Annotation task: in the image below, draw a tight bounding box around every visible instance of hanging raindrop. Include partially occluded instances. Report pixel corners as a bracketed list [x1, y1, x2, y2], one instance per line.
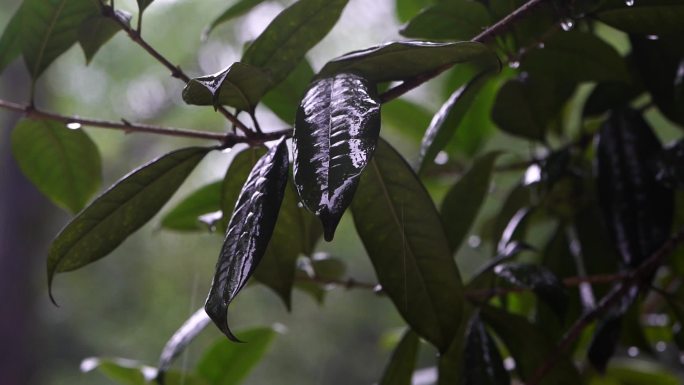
[66, 122, 82, 130]
[560, 18, 575, 32]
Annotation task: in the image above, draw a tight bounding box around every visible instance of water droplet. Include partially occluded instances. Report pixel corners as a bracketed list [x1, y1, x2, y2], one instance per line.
[627, 346, 639, 357]
[66, 122, 81, 130]
[503, 357, 516, 371]
[655, 341, 667, 352]
[434, 151, 449, 165]
[468, 235, 482, 249]
[220, 148, 232, 154]
[508, 61, 520, 69]
[625, 0, 634, 6]
[537, 42, 545, 49]
[524, 164, 542, 185]
[646, 34, 659, 40]
[297, 202, 304, 209]
[560, 18, 575, 32]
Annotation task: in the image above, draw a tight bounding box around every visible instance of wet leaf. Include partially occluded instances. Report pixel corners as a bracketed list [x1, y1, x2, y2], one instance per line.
[182, 62, 272, 112]
[205, 139, 289, 341]
[196, 327, 277, 385]
[351, 139, 464, 352]
[379, 329, 420, 385]
[11, 119, 101, 213]
[293, 72, 381, 241]
[21, 0, 99, 79]
[595, 0, 684, 36]
[493, 262, 568, 318]
[400, 1, 489, 41]
[156, 308, 211, 381]
[462, 313, 509, 385]
[0, 3, 25, 75]
[137, 0, 154, 12]
[440, 152, 500, 253]
[597, 108, 674, 267]
[205, 0, 268, 37]
[78, 10, 131, 63]
[161, 181, 222, 232]
[242, 0, 348, 87]
[47, 147, 210, 298]
[318, 41, 497, 83]
[418, 71, 493, 172]
[656, 139, 684, 189]
[221, 147, 268, 231]
[489, 183, 532, 246]
[481, 305, 582, 385]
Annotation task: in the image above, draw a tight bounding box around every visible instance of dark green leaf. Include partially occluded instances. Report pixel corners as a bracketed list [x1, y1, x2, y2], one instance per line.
[47, 147, 210, 298]
[381, 98, 433, 143]
[156, 308, 211, 381]
[481, 306, 582, 385]
[81, 358, 208, 385]
[161, 181, 222, 231]
[242, 0, 348, 86]
[441, 152, 500, 253]
[597, 108, 673, 267]
[294, 254, 346, 304]
[492, 74, 575, 141]
[195, 327, 277, 385]
[21, 0, 99, 78]
[603, 359, 681, 385]
[656, 139, 684, 189]
[583, 57, 645, 117]
[379, 329, 420, 385]
[11, 119, 101, 213]
[205, 139, 289, 341]
[293, 72, 381, 241]
[318, 41, 498, 82]
[494, 262, 567, 318]
[395, 0, 432, 22]
[182, 62, 272, 112]
[261, 60, 315, 124]
[221, 147, 268, 231]
[521, 31, 630, 84]
[137, 0, 154, 13]
[595, 0, 684, 35]
[78, 10, 130, 63]
[418, 70, 493, 172]
[462, 313, 509, 385]
[0, 3, 25, 75]
[205, 0, 268, 37]
[400, 1, 489, 41]
[351, 138, 464, 352]
[489, 183, 532, 246]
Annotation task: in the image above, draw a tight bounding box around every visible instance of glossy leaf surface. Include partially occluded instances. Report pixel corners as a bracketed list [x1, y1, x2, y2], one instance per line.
[221, 147, 268, 230]
[0, 3, 24, 74]
[156, 308, 211, 380]
[11, 119, 101, 213]
[205, 0, 268, 37]
[494, 262, 568, 318]
[161, 181, 222, 231]
[351, 139, 464, 352]
[440, 152, 500, 253]
[318, 41, 497, 82]
[400, 1, 489, 41]
[462, 313, 509, 385]
[595, 0, 684, 35]
[242, 0, 348, 86]
[597, 108, 673, 267]
[182, 62, 272, 112]
[205, 139, 289, 341]
[379, 329, 420, 385]
[47, 147, 210, 296]
[196, 327, 277, 385]
[418, 71, 492, 172]
[78, 10, 130, 63]
[293, 72, 381, 241]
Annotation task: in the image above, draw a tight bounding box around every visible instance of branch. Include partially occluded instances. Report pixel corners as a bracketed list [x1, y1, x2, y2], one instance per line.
[379, 0, 549, 103]
[101, 4, 253, 136]
[526, 226, 684, 385]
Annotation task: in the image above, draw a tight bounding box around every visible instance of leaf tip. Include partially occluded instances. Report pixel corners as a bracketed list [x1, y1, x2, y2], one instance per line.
[319, 211, 342, 242]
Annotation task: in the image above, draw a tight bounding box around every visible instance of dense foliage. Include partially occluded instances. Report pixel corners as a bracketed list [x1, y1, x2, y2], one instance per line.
[2, 0, 684, 384]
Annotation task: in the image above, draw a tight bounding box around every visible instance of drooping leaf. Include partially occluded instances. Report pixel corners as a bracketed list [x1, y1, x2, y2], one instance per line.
[161, 181, 222, 231]
[418, 70, 493, 172]
[205, 139, 289, 341]
[182, 62, 272, 112]
[21, 0, 99, 79]
[351, 138, 464, 352]
[261, 59, 315, 124]
[205, 0, 268, 37]
[400, 1, 489, 41]
[378, 329, 420, 385]
[47, 147, 211, 297]
[242, 0, 349, 87]
[293, 72, 381, 241]
[595, 0, 684, 36]
[481, 305, 582, 385]
[78, 10, 131, 64]
[441, 152, 500, 253]
[137, 0, 154, 13]
[156, 308, 211, 381]
[195, 327, 278, 385]
[597, 108, 674, 267]
[220, 146, 268, 231]
[521, 31, 631, 84]
[462, 313, 509, 385]
[493, 262, 568, 318]
[11, 119, 101, 213]
[318, 41, 498, 83]
[0, 3, 25, 75]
